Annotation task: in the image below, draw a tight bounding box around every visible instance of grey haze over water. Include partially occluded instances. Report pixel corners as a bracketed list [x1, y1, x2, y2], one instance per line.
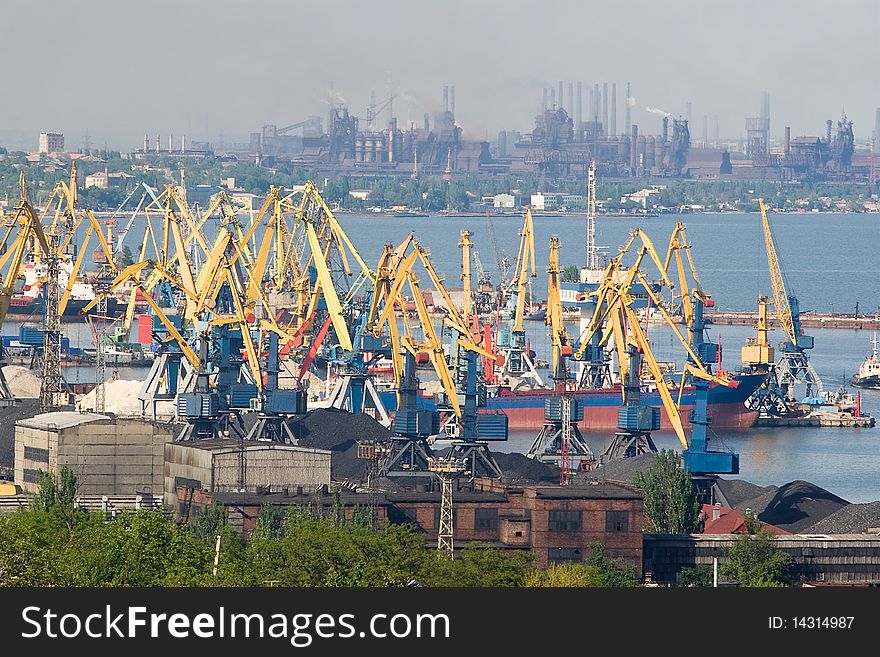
[1, 0, 878, 149]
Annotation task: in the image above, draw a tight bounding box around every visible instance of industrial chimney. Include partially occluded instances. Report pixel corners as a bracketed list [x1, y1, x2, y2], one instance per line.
[450, 85, 455, 113]
[443, 86, 449, 112]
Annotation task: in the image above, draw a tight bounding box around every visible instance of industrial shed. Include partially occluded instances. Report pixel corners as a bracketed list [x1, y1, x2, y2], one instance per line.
[15, 412, 171, 496]
[164, 439, 331, 509]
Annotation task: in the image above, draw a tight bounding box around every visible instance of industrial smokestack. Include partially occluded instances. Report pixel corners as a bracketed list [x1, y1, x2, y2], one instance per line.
[450, 85, 455, 113]
[593, 83, 599, 120]
[143, 134, 149, 152]
[558, 80, 563, 111]
[568, 82, 573, 115]
[424, 112, 430, 132]
[443, 86, 449, 112]
[169, 133, 173, 153]
[181, 134, 186, 153]
[702, 115, 708, 147]
[542, 88, 548, 113]
[875, 108, 880, 154]
[550, 87, 556, 110]
[602, 82, 608, 134]
[155, 134, 160, 153]
[713, 115, 719, 148]
[662, 116, 669, 144]
[624, 82, 631, 137]
[784, 126, 791, 155]
[576, 82, 583, 135]
[630, 124, 638, 173]
[610, 83, 617, 136]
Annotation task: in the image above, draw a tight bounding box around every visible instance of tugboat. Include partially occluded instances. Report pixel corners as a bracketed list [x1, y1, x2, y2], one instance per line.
[851, 334, 880, 389]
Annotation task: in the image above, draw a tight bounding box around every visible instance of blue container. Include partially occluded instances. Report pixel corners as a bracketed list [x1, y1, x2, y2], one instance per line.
[697, 342, 718, 364]
[265, 389, 307, 415]
[544, 397, 585, 422]
[393, 409, 440, 437]
[229, 383, 259, 409]
[18, 325, 43, 346]
[177, 393, 219, 419]
[617, 406, 660, 431]
[683, 449, 739, 475]
[475, 413, 508, 441]
[360, 335, 385, 352]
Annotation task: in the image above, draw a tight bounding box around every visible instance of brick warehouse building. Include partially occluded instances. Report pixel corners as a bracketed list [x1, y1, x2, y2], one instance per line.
[178, 479, 644, 571]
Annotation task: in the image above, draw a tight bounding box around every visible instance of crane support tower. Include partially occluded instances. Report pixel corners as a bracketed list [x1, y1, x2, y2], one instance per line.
[528, 236, 595, 478]
[428, 456, 466, 556]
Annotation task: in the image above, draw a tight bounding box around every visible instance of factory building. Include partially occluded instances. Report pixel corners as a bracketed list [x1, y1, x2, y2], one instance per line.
[181, 479, 645, 572]
[15, 413, 171, 496]
[164, 439, 331, 510]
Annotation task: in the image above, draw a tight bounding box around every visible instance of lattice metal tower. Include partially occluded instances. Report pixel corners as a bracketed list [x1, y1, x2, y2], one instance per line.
[428, 457, 465, 556]
[559, 394, 572, 485]
[39, 236, 65, 413]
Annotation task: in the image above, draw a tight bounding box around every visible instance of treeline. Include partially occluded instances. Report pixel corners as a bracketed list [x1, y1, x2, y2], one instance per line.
[2, 151, 877, 213]
[0, 470, 637, 588]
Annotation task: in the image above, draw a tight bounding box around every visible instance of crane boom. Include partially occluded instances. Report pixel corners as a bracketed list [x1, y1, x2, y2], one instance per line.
[758, 198, 797, 346]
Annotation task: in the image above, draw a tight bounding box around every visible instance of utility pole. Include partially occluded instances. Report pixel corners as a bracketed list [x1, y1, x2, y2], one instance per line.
[39, 235, 64, 413]
[429, 457, 465, 556]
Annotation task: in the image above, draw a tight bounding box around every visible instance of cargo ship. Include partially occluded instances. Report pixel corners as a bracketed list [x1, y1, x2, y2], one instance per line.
[375, 371, 766, 431]
[481, 372, 766, 431]
[7, 261, 121, 317]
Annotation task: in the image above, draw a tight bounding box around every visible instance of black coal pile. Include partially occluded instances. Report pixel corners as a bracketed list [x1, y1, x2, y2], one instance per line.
[0, 398, 41, 470]
[493, 451, 559, 483]
[590, 453, 658, 484]
[757, 480, 850, 533]
[805, 502, 880, 534]
[288, 408, 394, 482]
[290, 408, 394, 450]
[715, 478, 770, 508]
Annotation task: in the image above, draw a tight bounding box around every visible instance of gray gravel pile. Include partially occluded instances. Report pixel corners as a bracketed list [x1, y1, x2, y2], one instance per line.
[804, 502, 880, 534]
[590, 453, 659, 484]
[757, 480, 850, 533]
[0, 398, 41, 470]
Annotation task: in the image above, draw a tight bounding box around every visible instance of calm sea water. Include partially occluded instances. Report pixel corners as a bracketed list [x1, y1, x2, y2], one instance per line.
[18, 210, 880, 501]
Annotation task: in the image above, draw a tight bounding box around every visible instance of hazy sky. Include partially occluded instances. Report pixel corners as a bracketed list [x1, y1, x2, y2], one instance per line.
[2, 0, 878, 150]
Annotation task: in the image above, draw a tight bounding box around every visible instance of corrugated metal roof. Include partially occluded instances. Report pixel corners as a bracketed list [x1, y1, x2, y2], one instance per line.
[18, 411, 110, 431]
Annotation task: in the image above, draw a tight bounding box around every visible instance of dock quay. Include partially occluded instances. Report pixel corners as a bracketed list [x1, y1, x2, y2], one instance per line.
[707, 311, 879, 330]
[756, 412, 876, 428]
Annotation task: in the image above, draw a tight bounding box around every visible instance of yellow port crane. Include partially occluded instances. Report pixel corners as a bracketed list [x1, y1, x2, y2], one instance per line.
[757, 198, 822, 400]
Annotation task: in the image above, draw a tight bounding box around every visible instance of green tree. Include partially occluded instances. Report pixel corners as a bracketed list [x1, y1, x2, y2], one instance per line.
[677, 564, 713, 587]
[194, 503, 226, 539]
[561, 264, 579, 282]
[586, 542, 638, 587]
[120, 245, 135, 267]
[634, 449, 700, 533]
[254, 504, 285, 539]
[721, 520, 792, 587]
[524, 563, 605, 587]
